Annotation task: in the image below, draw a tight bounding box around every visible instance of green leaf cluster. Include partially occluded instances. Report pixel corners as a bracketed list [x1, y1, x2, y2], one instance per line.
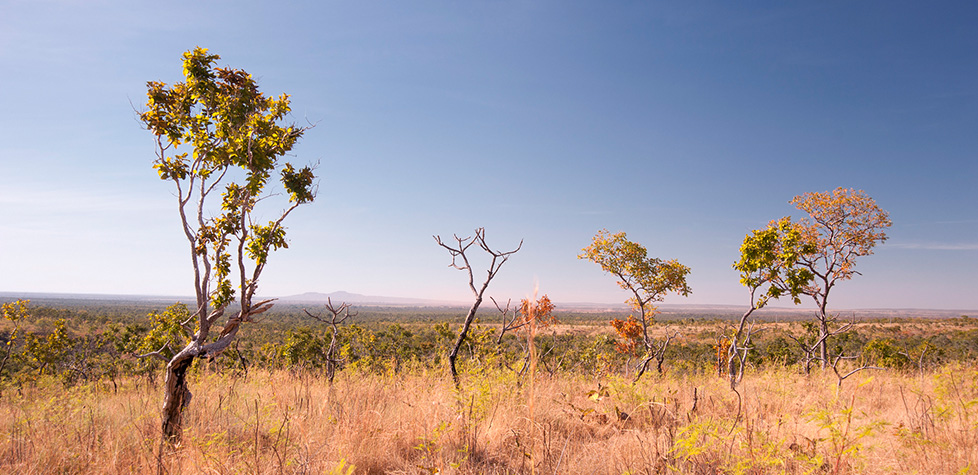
[733, 217, 816, 308]
[137, 303, 192, 361]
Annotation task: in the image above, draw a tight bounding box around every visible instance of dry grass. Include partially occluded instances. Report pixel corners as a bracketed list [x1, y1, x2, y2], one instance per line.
[1, 363, 977, 474]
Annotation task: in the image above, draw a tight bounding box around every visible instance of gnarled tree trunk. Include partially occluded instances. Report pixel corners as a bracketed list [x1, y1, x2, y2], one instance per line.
[160, 348, 196, 443]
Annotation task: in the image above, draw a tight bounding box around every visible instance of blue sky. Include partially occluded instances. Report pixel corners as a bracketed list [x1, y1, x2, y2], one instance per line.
[0, 1, 975, 310]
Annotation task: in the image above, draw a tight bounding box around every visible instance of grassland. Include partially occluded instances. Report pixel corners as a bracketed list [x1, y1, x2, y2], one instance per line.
[1, 361, 977, 474]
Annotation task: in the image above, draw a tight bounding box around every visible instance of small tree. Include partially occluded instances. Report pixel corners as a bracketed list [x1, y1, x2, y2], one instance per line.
[434, 228, 521, 385]
[302, 298, 356, 383]
[609, 314, 678, 376]
[0, 300, 30, 382]
[23, 320, 72, 380]
[495, 294, 557, 343]
[791, 188, 891, 370]
[141, 47, 316, 444]
[493, 294, 557, 376]
[135, 304, 193, 374]
[730, 217, 814, 387]
[579, 229, 691, 379]
[725, 217, 814, 424]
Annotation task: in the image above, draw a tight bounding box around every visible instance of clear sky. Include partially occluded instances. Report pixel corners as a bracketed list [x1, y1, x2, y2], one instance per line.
[0, 1, 975, 311]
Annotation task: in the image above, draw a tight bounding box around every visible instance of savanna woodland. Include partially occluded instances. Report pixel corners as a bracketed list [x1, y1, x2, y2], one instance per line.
[1, 49, 976, 475]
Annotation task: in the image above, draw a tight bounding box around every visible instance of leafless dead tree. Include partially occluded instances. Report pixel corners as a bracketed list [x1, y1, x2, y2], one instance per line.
[303, 298, 356, 383]
[491, 297, 530, 377]
[434, 228, 521, 386]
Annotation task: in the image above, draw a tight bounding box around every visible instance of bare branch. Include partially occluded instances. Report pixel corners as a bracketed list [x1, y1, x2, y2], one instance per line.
[135, 343, 171, 363]
[635, 329, 681, 381]
[491, 297, 523, 344]
[247, 298, 277, 316]
[304, 298, 357, 326]
[324, 298, 357, 324]
[832, 353, 885, 388]
[204, 307, 225, 325]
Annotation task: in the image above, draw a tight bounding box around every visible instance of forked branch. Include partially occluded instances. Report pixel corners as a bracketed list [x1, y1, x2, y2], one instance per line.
[635, 329, 680, 381]
[434, 227, 522, 386]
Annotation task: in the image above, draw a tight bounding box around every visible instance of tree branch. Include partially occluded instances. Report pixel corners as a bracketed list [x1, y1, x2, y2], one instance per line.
[135, 343, 172, 363]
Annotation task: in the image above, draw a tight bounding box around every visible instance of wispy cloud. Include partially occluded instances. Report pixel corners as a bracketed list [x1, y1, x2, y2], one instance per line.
[889, 242, 978, 251]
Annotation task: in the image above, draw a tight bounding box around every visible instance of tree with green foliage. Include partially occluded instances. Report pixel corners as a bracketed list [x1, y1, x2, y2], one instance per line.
[0, 300, 30, 382]
[730, 217, 814, 385]
[579, 229, 691, 379]
[141, 47, 317, 444]
[23, 319, 72, 379]
[135, 303, 193, 374]
[861, 338, 911, 370]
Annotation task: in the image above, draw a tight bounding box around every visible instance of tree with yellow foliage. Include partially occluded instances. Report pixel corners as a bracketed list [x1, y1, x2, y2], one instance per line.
[579, 229, 691, 379]
[0, 300, 30, 382]
[791, 188, 891, 370]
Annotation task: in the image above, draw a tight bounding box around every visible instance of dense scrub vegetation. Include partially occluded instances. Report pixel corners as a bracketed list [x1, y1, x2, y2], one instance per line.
[2, 300, 976, 390]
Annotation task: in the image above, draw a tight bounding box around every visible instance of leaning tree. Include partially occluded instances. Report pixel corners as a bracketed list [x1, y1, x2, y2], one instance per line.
[435, 228, 521, 385]
[140, 47, 316, 444]
[729, 217, 814, 386]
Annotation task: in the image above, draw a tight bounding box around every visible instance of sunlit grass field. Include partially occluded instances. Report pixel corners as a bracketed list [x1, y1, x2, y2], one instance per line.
[1, 362, 975, 474]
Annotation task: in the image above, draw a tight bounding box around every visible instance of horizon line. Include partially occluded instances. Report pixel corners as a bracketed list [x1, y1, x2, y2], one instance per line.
[1, 290, 975, 314]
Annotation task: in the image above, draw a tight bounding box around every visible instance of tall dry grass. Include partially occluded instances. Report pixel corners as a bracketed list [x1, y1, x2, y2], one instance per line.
[1, 363, 976, 474]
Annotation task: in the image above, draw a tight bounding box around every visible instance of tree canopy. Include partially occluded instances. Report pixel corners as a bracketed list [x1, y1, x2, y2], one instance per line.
[791, 187, 892, 297]
[579, 229, 691, 315]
